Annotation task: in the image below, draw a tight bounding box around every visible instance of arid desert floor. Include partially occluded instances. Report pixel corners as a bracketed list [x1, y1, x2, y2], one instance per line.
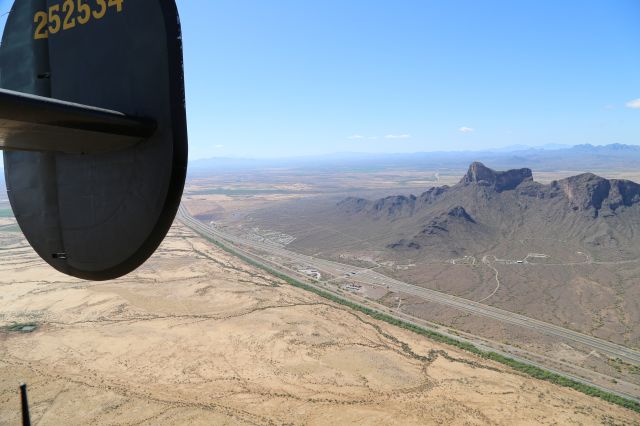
[0, 223, 638, 425]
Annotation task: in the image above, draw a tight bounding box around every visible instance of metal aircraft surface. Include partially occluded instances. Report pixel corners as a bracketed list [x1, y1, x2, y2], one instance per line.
[0, 0, 188, 280]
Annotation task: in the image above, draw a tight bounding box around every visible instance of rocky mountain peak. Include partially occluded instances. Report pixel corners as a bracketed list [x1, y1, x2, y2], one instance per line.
[460, 162, 533, 192]
[557, 173, 640, 214]
[447, 206, 475, 223]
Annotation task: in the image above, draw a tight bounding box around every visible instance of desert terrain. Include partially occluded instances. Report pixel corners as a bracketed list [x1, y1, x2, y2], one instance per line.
[1, 217, 639, 424]
[181, 158, 640, 394]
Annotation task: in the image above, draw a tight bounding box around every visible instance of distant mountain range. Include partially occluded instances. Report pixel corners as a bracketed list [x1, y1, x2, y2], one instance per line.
[485, 143, 572, 152]
[189, 143, 640, 173]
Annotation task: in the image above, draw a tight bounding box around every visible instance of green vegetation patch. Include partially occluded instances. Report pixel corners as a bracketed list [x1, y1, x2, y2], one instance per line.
[193, 228, 640, 414]
[608, 357, 640, 375]
[1, 322, 38, 333]
[485, 352, 640, 412]
[188, 188, 300, 196]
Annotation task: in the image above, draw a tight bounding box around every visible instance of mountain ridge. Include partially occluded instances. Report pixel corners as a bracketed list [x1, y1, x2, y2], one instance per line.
[337, 162, 640, 258]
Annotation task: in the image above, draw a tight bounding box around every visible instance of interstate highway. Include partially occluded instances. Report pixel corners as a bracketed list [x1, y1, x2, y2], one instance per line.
[177, 205, 640, 366]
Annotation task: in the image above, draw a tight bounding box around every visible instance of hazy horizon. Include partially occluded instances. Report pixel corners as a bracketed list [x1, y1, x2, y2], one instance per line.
[188, 141, 638, 161]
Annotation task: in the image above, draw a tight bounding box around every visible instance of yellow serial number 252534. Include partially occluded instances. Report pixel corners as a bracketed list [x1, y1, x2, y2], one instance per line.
[34, 0, 124, 40]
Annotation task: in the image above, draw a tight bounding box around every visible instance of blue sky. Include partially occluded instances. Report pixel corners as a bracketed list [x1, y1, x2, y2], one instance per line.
[2, 1, 639, 159]
[178, 0, 640, 159]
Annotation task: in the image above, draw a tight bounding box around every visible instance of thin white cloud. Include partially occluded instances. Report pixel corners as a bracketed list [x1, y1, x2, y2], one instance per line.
[348, 134, 364, 140]
[625, 98, 640, 109]
[459, 127, 474, 133]
[215, 144, 224, 149]
[385, 134, 411, 139]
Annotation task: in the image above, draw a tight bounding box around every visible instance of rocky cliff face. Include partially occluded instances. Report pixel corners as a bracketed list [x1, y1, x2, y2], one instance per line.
[556, 174, 640, 216]
[447, 206, 475, 223]
[460, 162, 533, 192]
[610, 179, 640, 210]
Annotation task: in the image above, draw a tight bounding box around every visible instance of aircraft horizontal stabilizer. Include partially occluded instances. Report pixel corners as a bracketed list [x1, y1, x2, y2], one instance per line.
[0, 88, 156, 154]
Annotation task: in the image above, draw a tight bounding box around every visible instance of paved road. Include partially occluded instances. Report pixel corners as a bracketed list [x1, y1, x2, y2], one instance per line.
[177, 205, 640, 366]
